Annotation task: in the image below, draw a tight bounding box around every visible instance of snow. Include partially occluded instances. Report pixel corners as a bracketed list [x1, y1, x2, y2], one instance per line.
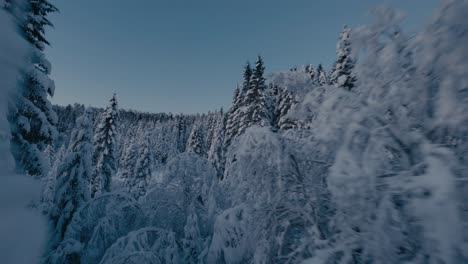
[269, 69, 316, 98]
[0, 174, 46, 263]
[2, 0, 466, 263]
[0, 3, 47, 263]
[99, 227, 181, 264]
[207, 204, 253, 264]
[141, 153, 219, 238]
[48, 193, 147, 263]
[404, 144, 462, 263]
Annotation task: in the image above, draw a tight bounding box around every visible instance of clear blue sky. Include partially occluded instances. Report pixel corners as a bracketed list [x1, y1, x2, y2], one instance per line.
[47, 0, 439, 114]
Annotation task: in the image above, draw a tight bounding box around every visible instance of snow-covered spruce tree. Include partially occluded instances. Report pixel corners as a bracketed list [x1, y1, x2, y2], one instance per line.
[224, 62, 252, 147]
[240, 61, 252, 96]
[91, 94, 119, 198]
[118, 122, 136, 165]
[187, 123, 206, 157]
[128, 136, 152, 199]
[1, 2, 52, 261]
[330, 25, 356, 90]
[49, 109, 93, 250]
[316, 63, 328, 85]
[243, 55, 270, 128]
[224, 86, 242, 148]
[182, 203, 203, 264]
[207, 110, 223, 150]
[43, 143, 54, 167]
[212, 127, 327, 263]
[276, 87, 296, 130]
[120, 138, 139, 183]
[208, 112, 226, 179]
[8, 0, 58, 177]
[40, 144, 57, 210]
[41, 144, 66, 213]
[266, 84, 280, 124]
[176, 116, 188, 153]
[305, 64, 315, 80]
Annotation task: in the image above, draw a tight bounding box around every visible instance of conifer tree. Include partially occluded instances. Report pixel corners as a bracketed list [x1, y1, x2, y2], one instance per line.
[41, 144, 66, 213]
[118, 123, 136, 165]
[120, 138, 139, 191]
[208, 111, 226, 179]
[8, 0, 58, 177]
[330, 25, 356, 90]
[243, 55, 269, 128]
[316, 64, 328, 85]
[40, 143, 54, 211]
[305, 64, 315, 80]
[224, 86, 242, 147]
[91, 94, 119, 197]
[204, 113, 216, 152]
[277, 88, 297, 130]
[224, 62, 253, 148]
[176, 116, 187, 153]
[187, 123, 206, 157]
[49, 109, 93, 249]
[43, 143, 55, 169]
[182, 203, 202, 264]
[240, 61, 252, 95]
[23, 0, 58, 50]
[128, 136, 152, 199]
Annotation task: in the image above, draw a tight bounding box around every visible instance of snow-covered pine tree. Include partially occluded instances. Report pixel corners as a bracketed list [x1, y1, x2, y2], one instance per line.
[243, 56, 270, 128]
[91, 94, 119, 198]
[23, 0, 58, 50]
[267, 84, 280, 128]
[224, 62, 252, 148]
[240, 61, 252, 96]
[305, 64, 315, 80]
[49, 108, 93, 249]
[8, 0, 58, 177]
[224, 86, 242, 148]
[129, 136, 152, 199]
[205, 111, 222, 153]
[316, 63, 328, 85]
[118, 122, 136, 165]
[40, 143, 54, 210]
[264, 83, 279, 127]
[187, 123, 206, 157]
[330, 25, 356, 90]
[276, 88, 297, 130]
[120, 138, 139, 183]
[182, 203, 202, 264]
[43, 143, 55, 168]
[41, 144, 66, 213]
[176, 116, 188, 153]
[208, 111, 226, 179]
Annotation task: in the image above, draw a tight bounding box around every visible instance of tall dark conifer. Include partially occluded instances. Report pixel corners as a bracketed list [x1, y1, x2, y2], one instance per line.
[91, 94, 119, 197]
[241, 62, 252, 95]
[8, 0, 58, 177]
[224, 61, 251, 147]
[330, 25, 356, 90]
[243, 55, 269, 127]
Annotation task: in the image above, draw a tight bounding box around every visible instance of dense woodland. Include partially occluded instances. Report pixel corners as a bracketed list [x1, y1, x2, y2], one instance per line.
[1, 0, 468, 263]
